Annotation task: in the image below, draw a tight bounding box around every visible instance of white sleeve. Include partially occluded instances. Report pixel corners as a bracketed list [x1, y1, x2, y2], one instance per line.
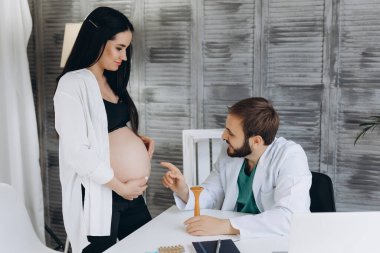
[54, 82, 113, 185]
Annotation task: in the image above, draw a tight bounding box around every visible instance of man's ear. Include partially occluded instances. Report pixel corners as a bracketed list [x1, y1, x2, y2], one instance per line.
[249, 135, 264, 148]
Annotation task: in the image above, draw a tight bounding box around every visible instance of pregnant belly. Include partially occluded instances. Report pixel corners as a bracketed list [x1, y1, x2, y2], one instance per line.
[108, 127, 151, 182]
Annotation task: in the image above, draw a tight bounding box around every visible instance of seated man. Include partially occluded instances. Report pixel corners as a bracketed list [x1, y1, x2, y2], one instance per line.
[161, 97, 311, 237]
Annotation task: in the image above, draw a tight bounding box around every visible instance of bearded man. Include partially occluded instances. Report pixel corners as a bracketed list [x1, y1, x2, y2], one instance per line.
[161, 97, 312, 237]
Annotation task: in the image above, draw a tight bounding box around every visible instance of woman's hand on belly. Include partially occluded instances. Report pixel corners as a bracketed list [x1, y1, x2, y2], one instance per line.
[122, 177, 148, 200]
[140, 135, 155, 159]
[107, 176, 148, 201]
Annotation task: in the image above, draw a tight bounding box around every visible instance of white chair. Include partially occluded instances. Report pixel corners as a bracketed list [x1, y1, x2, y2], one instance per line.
[182, 129, 224, 185]
[0, 183, 58, 252]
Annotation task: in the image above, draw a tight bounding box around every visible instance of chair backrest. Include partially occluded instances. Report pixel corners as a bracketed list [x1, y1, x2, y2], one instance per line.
[182, 129, 224, 185]
[0, 183, 57, 253]
[309, 171, 336, 212]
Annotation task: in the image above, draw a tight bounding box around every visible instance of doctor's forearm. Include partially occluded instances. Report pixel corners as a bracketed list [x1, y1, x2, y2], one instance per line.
[176, 187, 189, 203]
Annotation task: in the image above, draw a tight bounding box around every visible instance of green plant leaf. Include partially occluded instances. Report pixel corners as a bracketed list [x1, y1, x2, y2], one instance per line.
[354, 115, 380, 145]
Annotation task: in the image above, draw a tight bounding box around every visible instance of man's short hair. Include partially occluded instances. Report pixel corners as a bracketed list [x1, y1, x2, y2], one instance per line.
[228, 97, 279, 145]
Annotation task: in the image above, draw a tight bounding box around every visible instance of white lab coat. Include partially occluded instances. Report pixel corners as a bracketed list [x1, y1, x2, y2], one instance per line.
[54, 69, 114, 253]
[175, 137, 311, 237]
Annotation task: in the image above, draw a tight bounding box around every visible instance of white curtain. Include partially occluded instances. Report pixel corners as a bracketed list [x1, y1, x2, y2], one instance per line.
[0, 0, 45, 242]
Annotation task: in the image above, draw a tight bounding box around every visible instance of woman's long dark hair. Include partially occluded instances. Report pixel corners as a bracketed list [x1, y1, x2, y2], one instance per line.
[57, 7, 139, 134]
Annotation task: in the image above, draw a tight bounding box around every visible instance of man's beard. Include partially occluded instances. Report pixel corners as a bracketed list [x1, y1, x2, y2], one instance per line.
[226, 137, 252, 158]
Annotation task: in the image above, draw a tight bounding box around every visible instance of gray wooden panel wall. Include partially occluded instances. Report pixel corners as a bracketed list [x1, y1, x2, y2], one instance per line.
[201, 0, 255, 128]
[142, 0, 193, 215]
[26, 0, 380, 248]
[263, 0, 325, 172]
[335, 0, 380, 211]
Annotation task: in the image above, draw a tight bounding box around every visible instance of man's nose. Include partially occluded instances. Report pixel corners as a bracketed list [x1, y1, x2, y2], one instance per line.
[221, 130, 228, 142]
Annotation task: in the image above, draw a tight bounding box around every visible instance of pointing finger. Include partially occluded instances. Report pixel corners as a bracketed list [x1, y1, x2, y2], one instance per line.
[160, 162, 181, 173]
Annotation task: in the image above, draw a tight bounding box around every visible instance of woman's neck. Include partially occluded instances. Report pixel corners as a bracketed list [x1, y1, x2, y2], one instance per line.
[88, 64, 104, 80]
[88, 64, 118, 102]
[88, 64, 107, 87]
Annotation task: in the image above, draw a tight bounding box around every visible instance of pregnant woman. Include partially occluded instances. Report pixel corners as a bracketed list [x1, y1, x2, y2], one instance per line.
[54, 7, 153, 253]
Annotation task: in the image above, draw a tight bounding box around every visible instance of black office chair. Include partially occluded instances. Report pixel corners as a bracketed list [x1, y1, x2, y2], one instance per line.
[309, 171, 336, 212]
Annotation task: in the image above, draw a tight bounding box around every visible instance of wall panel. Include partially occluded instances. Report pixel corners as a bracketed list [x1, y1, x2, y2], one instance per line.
[336, 0, 380, 211]
[263, 0, 325, 171]
[142, 0, 193, 216]
[202, 0, 255, 128]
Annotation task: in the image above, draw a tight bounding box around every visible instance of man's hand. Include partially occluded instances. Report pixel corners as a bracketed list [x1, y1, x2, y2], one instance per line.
[140, 135, 155, 159]
[161, 162, 189, 202]
[184, 215, 239, 236]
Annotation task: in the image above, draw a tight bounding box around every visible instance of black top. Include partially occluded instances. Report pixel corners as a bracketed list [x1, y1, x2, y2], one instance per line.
[103, 99, 130, 133]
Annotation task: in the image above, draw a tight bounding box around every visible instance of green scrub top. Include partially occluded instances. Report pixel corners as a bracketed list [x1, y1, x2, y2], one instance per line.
[236, 159, 260, 214]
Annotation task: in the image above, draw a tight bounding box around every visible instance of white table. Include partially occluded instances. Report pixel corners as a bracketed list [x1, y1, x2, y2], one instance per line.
[105, 206, 288, 253]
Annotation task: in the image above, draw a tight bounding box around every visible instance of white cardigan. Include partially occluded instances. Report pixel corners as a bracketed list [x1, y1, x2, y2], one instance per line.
[175, 137, 312, 237]
[54, 69, 114, 253]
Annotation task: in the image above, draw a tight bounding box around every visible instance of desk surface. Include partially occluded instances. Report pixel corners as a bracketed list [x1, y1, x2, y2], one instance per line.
[105, 206, 288, 253]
